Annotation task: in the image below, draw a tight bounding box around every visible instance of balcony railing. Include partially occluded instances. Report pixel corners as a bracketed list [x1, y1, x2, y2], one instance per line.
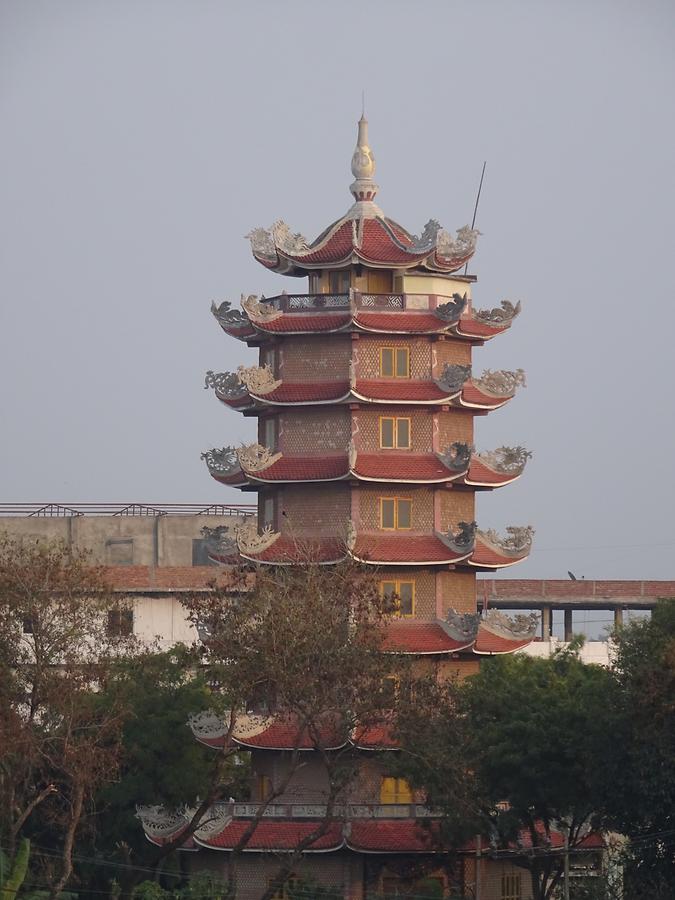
[264, 293, 452, 314]
[0, 503, 257, 518]
[228, 801, 441, 819]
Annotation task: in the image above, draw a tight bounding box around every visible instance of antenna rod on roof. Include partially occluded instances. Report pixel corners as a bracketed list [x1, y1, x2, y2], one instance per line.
[463, 160, 486, 275]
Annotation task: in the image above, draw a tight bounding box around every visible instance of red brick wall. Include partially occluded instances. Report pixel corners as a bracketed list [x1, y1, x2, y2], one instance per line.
[357, 486, 434, 532]
[279, 408, 351, 455]
[438, 491, 475, 533]
[278, 484, 351, 537]
[278, 336, 351, 382]
[433, 338, 472, 371]
[355, 335, 431, 380]
[437, 410, 474, 447]
[438, 570, 477, 614]
[354, 408, 433, 453]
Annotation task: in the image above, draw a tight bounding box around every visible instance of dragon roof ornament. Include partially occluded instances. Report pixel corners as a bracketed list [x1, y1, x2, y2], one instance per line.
[437, 442, 472, 472]
[200, 525, 238, 563]
[189, 710, 228, 741]
[240, 294, 280, 321]
[201, 446, 239, 476]
[236, 364, 281, 396]
[439, 520, 477, 554]
[194, 803, 234, 839]
[475, 299, 521, 324]
[210, 300, 251, 328]
[246, 221, 310, 260]
[444, 609, 481, 642]
[474, 368, 526, 397]
[436, 363, 472, 395]
[236, 443, 282, 473]
[235, 521, 280, 556]
[436, 225, 480, 259]
[478, 446, 532, 475]
[411, 219, 442, 252]
[482, 609, 539, 640]
[479, 525, 534, 556]
[435, 292, 467, 323]
[136, 805, 188, 838]
[204, 370, 247, 399]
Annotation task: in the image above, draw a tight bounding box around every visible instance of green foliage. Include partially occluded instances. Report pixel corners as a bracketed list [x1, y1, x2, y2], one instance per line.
[131, 874, 231, 899]
[0, 838, 29, 900]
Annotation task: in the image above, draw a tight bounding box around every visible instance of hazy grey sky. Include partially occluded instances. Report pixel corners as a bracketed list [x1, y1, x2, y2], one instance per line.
[2, 0, 674, 584]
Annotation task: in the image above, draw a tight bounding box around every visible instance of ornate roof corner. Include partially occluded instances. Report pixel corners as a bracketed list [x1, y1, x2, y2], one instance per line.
[436, 363, 472, 395]
[435, 292, 468, 323]
[474, 368, 526, 397]
[444, 609, 481, 643]
[235, 521, 280, 556]
[200, 525, 239, 561]
[236, 443, 282, 473]
[411, 219, 442, 252]
[474, 299, 521, 324]
[194, 803, 234, 840]
[479, 525, 535, 557]
[478, 446, 532, 475]
[442, 520, 477, 553]
[189, 710, 228, 741]
[236, 364, 281, 396]
[437, 442, 472, 472]
[204, 370, 247, 400]
[244, 225, 279, 261]
[482, 609, 539, 640]
[136, 805, 187, 839]
[240, 294, 281, 322]
[210, 300, 251, 329]
[200, 447, 239, 476]
[436, 225, 480, 260]
[272, 220, 310, 256]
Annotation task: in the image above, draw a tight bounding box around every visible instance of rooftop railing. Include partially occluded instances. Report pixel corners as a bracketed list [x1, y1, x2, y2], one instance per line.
[0, 503, 257, 518]
[263, 292, 442, 313]
[228, 801, 441, 820]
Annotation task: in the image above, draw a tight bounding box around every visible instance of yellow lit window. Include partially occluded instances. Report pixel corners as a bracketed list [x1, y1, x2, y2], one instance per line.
[380, 580, 415, 616]
[380, 777, 413, 804]
[379, 417, 411, 449]
[380, 346, 410, 378]
[501, 874, 522, 900]
[379, 497, 412, 530]
[257, 774, 273, 801]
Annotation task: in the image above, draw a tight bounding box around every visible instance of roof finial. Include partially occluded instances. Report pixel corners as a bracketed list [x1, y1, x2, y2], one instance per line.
[350, 112, 378, 203]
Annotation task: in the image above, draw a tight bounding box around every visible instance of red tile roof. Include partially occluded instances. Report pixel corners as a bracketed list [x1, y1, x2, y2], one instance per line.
[354, 380, 459, 403]
[355, 312, 449, 333]
[252, 313, 351, 334]
[257, 382, 351, 404]
[351, 720, 398, 750]
[249, 456, 348, 482]
[469, 535, 529, 570]
[382, 621, 472, 654]
[354, 453, 464, 482]
[352, 534, 470, 565]
[347, 820, 440, 853]
[465, 457, 520, 487]
[198, 820, 344, 852]
[233, 717, 347, 751]
[458, 382, 511, 409]
[454, 317, 506, 339]
[473, 623, 533, 655]
[241, 537, 347, 565]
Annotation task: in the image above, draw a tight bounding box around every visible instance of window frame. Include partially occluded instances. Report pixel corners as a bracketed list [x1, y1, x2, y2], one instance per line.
[379, 346, 410, 378]
[501, 873, 522, 900]
[107, 605, 134, 638]
[379, 496, 413, 531]
[380, 579, 415, 617]
[380, 776, 413, 805]
[379, 416, 412, 450]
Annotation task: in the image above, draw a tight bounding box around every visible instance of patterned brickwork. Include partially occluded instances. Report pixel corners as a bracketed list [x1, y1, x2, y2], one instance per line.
[279, 336, 351, 382]
[354, 408, 433, 453]
[433, 339, 472, 371]
[376, 568, 436, 620]
[279, 484, 351, 537]
[438, 491, 475, 533]
[355, 336, 431, 380]
[279, 409, 351, 455]
[437, 570, 477, 614]
[437, 410, 474, 447]
[357, 486, 434, 532]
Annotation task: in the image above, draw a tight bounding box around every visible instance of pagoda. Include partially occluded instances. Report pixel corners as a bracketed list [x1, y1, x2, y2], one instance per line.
[140, 117, 537, 895]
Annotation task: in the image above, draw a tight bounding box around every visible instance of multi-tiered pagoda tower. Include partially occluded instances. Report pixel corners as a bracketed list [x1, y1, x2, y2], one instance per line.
[203, 116, 534, 658]
[139, 117, 538, 895]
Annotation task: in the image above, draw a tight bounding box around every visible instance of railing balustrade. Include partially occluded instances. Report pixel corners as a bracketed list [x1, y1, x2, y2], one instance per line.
[228, 801, 441, 819]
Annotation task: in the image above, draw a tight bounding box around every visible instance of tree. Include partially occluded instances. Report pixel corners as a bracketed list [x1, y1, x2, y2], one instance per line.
[0, 534, 137, 899]
[176, 560, 402, 900]
[395, 645, 622, 900]
[610, 600, 675, 896]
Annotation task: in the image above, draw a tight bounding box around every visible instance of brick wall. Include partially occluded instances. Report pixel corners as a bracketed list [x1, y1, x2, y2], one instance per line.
[377, 568, 436, 619]
[438, 570, 477, 614]
[279, 336, 351, 382]
[438, 491, 475, 533]
[357, 486, 434, 532]
[437, 410, 474, 447]
[354, 408, 433, 453]
[355, 335, 431, 380]
[278, 484, 351, 537]
[433, 338, 472, 371]
[279, 408, 351, 455]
